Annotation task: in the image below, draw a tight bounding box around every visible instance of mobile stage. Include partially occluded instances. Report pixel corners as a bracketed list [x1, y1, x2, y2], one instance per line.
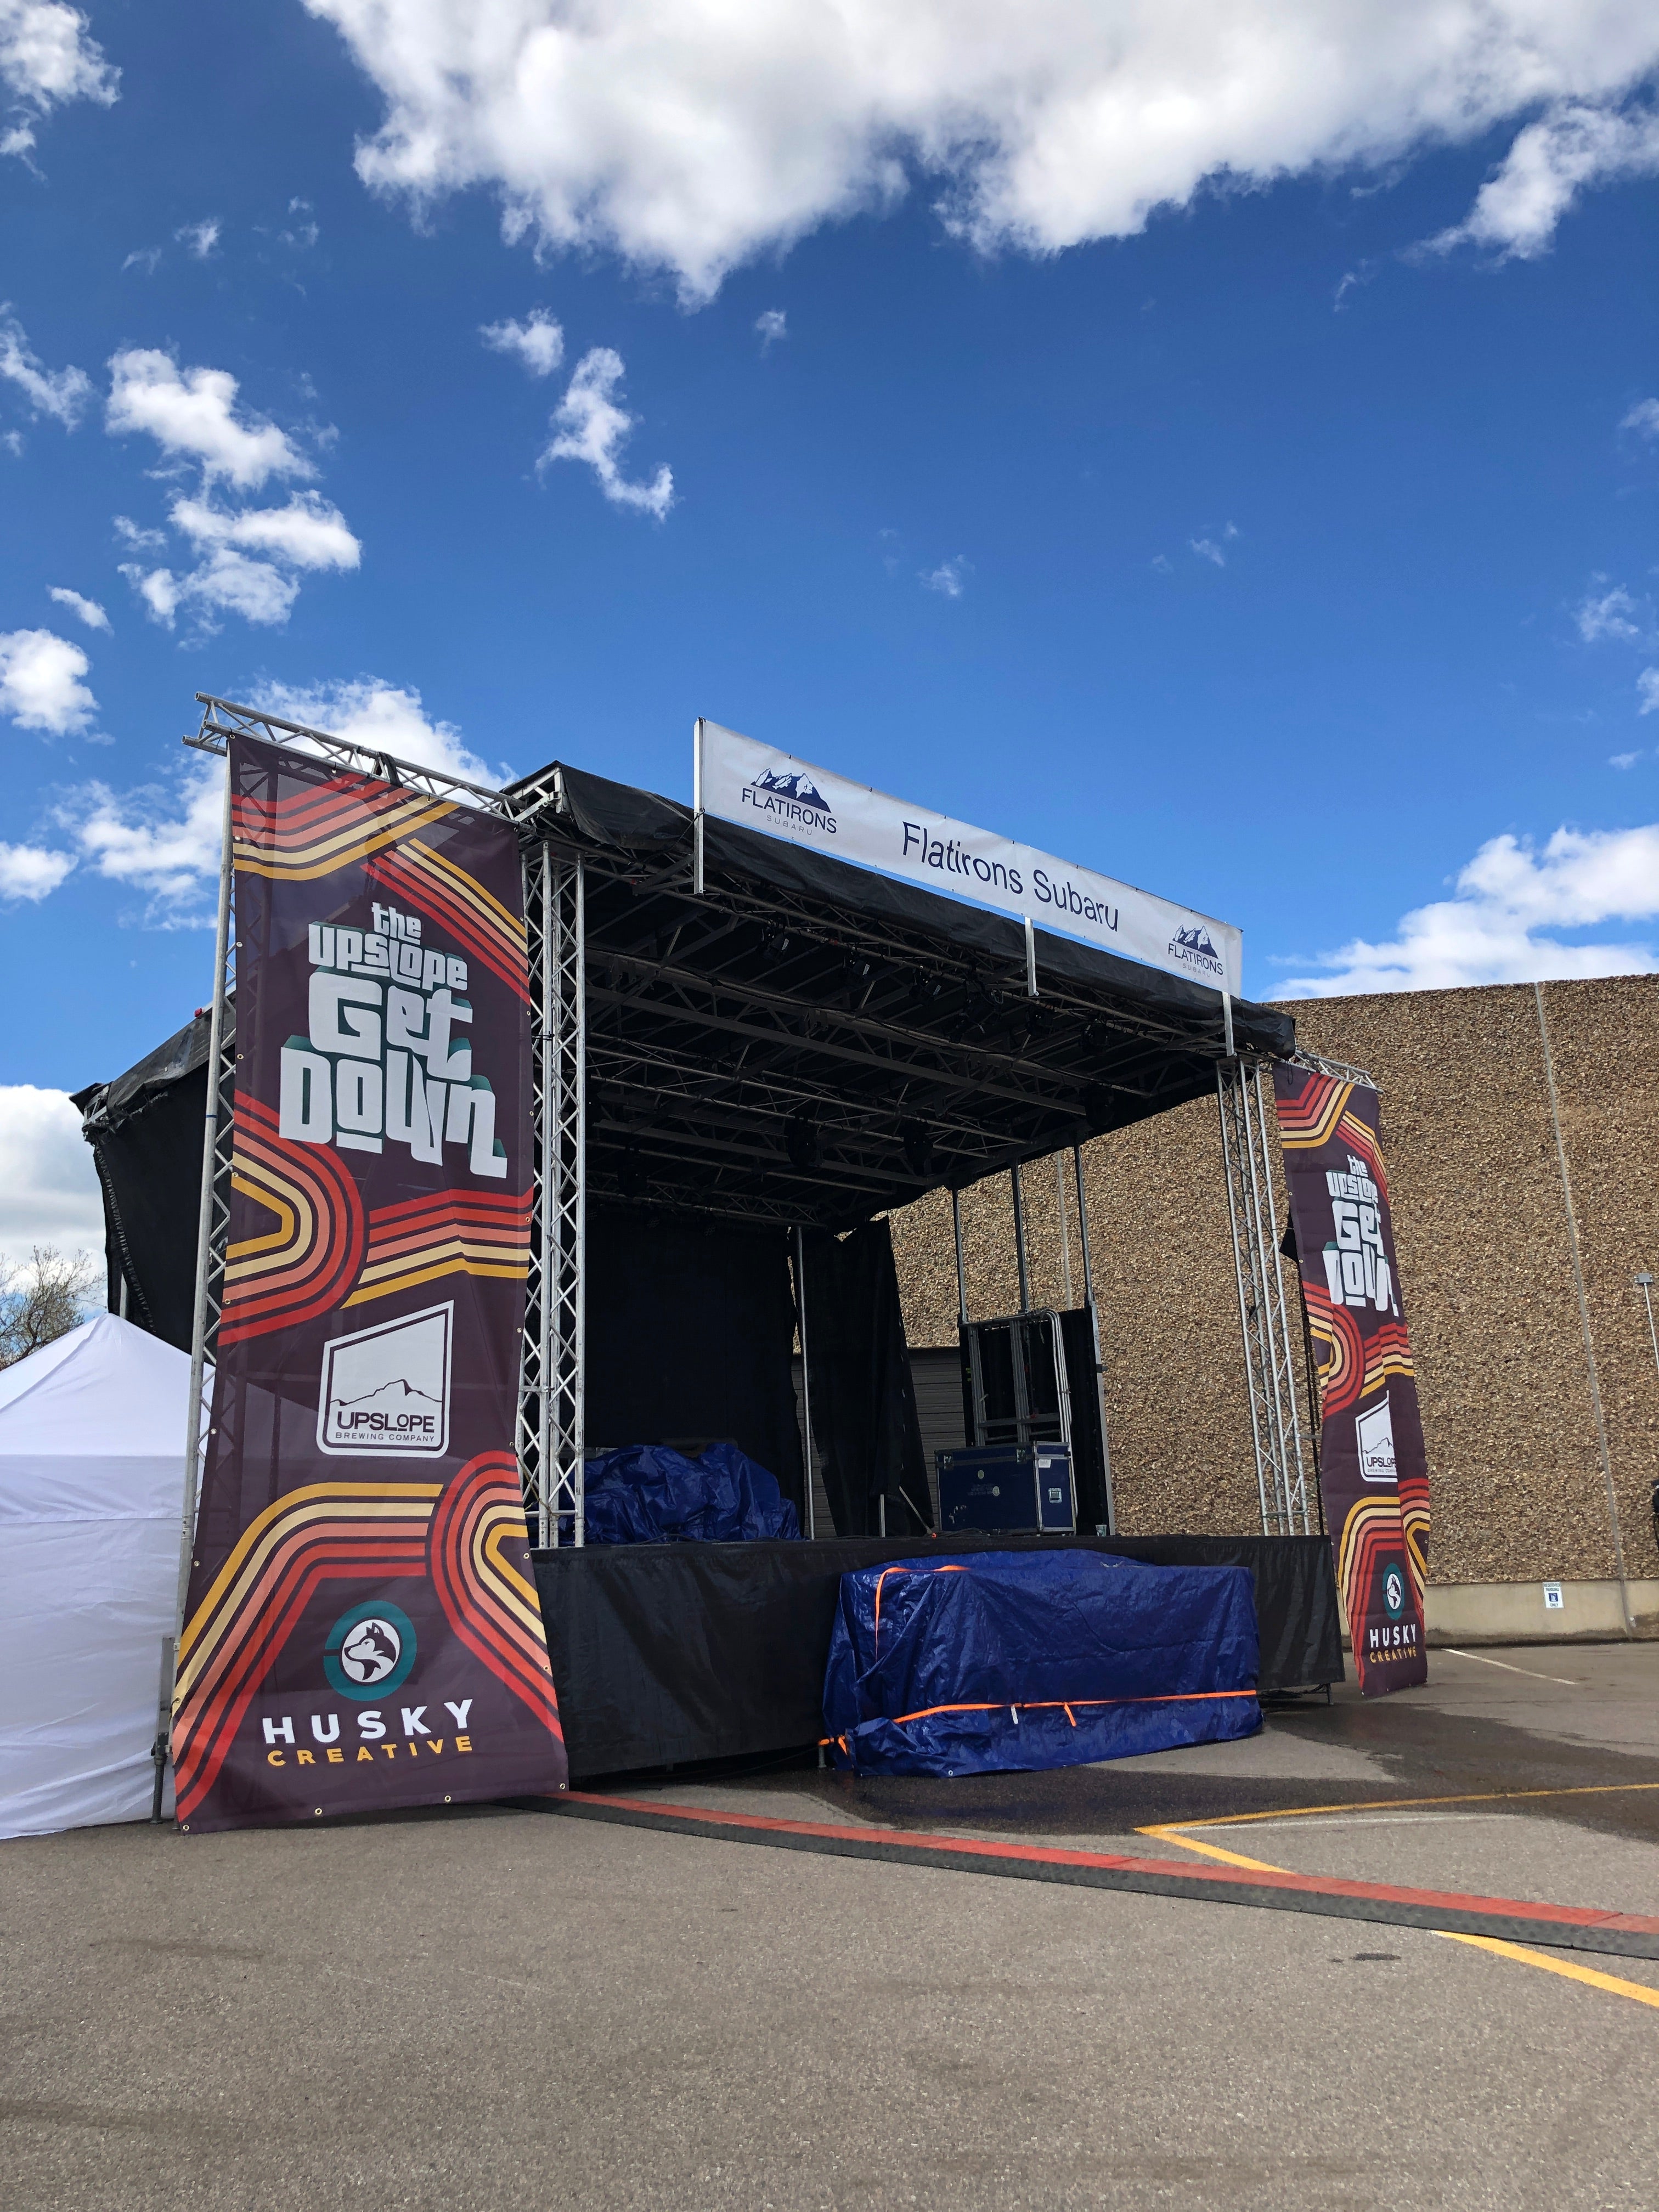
[80, 698, 1350, 1783]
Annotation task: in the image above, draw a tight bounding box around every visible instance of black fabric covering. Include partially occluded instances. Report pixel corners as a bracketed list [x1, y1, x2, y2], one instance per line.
[71, 1007, 226, 1350]
[585, 1201, 805, 1512]
[802, 1221, 932, 1537]
[532, 1532, 1343, 1779]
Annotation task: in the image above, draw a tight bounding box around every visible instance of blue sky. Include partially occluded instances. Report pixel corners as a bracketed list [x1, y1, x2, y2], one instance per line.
[4, 1, 1659, 1257]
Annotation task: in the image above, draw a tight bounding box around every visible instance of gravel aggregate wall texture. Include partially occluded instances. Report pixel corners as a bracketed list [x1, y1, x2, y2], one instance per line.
[889, 976, 1659, 1588]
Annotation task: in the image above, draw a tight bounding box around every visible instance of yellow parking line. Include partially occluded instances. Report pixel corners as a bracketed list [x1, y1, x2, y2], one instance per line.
[1138, 1821, 1659, 2014]
[1163, 1781, 1659, 1831]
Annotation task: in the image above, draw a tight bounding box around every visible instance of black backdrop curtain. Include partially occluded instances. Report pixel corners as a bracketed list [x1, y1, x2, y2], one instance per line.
[800, 1220, 932, 1537]
[585, 1201, 805, 1512]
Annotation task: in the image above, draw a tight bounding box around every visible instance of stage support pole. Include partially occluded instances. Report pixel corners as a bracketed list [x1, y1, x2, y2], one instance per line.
[794, 1227, 817, 1541]
[1011, 1164, 1030, 1313]
[172, 759, 235, 1722]
[1216, 1060, 1310, 1536]
[692, 717, 706, 895]
[1054, 1154, 1074, 1310]
[1072, 1143, 1116, 1536]
[952, 1188, 969, 1328]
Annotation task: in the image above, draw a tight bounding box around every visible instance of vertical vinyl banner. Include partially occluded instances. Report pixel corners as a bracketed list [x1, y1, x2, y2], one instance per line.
[173, 733, 567, 1831]
[1272, 1069, 1429, 1697]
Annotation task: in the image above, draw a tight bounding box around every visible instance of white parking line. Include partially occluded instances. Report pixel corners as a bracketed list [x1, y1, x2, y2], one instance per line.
[1442, 1647, 1581, 1686]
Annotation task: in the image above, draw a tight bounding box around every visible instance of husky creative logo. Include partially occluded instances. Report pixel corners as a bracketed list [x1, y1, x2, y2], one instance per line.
[324, 1601, 417, 1700]
[318, 1303, 453, 1457]
[741, 764, 837, 835]
[1167, 923, 1224, 979]
[1382, 1562, 1407, 1622]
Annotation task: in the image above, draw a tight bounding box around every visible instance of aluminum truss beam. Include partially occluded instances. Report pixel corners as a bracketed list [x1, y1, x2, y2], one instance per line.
[1217, 1058, 1312, 1537]
[520, 850, 587, 1546]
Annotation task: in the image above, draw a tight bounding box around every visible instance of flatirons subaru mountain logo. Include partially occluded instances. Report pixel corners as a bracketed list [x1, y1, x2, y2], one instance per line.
[318, 1302, 453, 1458]
[741, 764, 837, 836]
[1167, 923, 1224, 979]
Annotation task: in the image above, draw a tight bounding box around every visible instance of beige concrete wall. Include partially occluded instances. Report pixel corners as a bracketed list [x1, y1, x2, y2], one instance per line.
[890, 975, 1659, 1592]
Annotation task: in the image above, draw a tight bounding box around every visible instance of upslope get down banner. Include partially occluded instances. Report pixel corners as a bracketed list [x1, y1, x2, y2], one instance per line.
[172, 732, 567, 1831]
[1273, 1068, 1429, 1697]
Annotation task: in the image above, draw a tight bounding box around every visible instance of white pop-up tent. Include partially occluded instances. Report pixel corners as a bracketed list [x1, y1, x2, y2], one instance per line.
[0, 1314, 198, 1840]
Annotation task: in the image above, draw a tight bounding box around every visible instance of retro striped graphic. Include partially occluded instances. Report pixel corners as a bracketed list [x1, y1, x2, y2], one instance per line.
[1336, 1493, 1412, 1650]
[221, 1096, 368, 1346]
[1361, 1320, 1414, 1397]
[172, 1481, 441, 1822]
[1336, 1108, 1389, 1197]
[233, 768, 453, 881]
[1276, 1073, 1350, 1151]
[430, 1453, 563, 1739]
[364, 839, 531, 1006]
[1397, 1470, 1430, 1607]
[1302, 1282, 1365, 1415]
[344, 1186, 533, 1308]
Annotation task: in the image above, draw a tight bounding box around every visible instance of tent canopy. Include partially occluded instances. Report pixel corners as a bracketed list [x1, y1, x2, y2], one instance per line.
[0, 1315, 196, 1838]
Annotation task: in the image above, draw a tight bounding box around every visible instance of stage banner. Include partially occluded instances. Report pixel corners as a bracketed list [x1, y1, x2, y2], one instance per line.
[1273, 1068, 1429, 1697]
[696, 720, 1242, 996]
[172, 732, 567, 1831]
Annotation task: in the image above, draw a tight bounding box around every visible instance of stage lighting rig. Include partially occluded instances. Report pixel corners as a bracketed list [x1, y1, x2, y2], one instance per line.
[786, 1115, 822, 1171]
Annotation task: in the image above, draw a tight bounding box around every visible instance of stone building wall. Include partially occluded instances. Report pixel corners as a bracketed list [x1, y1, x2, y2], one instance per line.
[889, 975, 1659, 1589]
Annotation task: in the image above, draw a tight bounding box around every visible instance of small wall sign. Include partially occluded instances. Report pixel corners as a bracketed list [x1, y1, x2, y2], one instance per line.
[1542, 1581, 1565, 1611]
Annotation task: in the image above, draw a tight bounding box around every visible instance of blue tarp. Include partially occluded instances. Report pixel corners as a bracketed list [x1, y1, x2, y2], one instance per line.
[582, 1442, 801, 1545]
[823, 1548, 1260, 1776]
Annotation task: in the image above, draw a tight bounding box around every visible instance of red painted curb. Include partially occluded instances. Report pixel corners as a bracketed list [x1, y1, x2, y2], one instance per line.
[556, 1790, 1659, 1948]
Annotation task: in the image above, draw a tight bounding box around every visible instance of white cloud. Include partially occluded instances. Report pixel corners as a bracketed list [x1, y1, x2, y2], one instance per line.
[121, 245, 161, 275]
[119, 563, 180, 625]
[0, 1, 119, 162]
[1610, 750, 1641, 769]
[1576, 579, 1641, 644]
[1150, 552, 1172, 574]
[1424, 99, 1659, 261]
[1282, 823, 1659, 995]
[176, 216, 221, 258]
[108, 360, 359, 630]
[60, 758, 227, 911]
[0, 627, 95, 732]
[113, 514, 165, 551]
[540, 348, 673, 519]
[0, 840, 73, 900]
[0, 1087, 104, 1274]
[1639, 669, 1659, 715]
[1622, 397, 1659, 439]
[47, 585, 109, 631]
[106, 348, 313, 489]
[255, 678, 503, 787]
[0, 308, 91, 426]
[1191, 537, 1226, 567]
[303, 1, 1659, 300]
[921, 557, 967, 598]
[755, 308, 787, 348]
[170, 492, 362, 572]
[480, 309, 565, 376]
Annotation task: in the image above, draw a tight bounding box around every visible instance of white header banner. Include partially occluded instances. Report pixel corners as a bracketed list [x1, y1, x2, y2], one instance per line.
[696, 721, 1242, 997]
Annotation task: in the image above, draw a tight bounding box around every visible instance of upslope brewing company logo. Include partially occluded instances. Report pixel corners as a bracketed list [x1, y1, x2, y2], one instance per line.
[1355, 1395, 1397, 1486]
[742, 765, 837, 833]
[1167, 923, 1225, 980]
[279, 900, 508, 1177]
[318, 1302, 453, 1458]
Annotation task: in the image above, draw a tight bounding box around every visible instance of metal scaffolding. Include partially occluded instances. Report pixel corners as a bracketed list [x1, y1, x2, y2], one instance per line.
[520, 848, 587, 1547]
[1216, 1056, 1312, 1537]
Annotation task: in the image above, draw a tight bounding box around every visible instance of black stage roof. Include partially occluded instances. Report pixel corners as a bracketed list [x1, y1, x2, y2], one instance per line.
[507, 760, 1294, 1230]
[76, 743, 1295, 1284]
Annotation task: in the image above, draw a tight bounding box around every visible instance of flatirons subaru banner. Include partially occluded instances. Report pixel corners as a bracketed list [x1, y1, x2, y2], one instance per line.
[696, 720, 1242, 996]
[172, 732, 567, 1832]
[1273, 1067, 1430, 1697]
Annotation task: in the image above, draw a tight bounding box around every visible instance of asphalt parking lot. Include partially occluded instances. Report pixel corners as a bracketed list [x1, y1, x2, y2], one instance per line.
[3, 1644, 1656, 2211]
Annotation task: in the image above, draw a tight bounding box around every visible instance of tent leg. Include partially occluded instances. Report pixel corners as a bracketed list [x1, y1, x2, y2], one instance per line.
[149, 1634, 174, 1824]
